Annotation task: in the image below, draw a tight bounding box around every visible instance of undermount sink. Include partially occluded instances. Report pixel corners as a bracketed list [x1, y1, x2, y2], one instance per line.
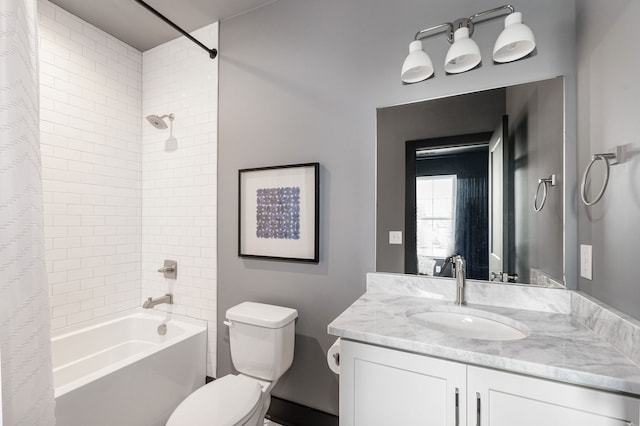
[406, 305, 530, 341]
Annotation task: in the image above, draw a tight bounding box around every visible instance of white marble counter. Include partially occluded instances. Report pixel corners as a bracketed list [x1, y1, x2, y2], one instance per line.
[328, 275, 640, 396]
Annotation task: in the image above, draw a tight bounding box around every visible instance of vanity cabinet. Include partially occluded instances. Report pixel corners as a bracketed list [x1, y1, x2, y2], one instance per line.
[468, 366, 639, 426]
[340, 339, 466, 426]
[340, 340, 640, 426]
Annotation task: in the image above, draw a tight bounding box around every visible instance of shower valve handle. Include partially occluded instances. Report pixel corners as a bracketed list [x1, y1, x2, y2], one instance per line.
[157, 260, 177, 279]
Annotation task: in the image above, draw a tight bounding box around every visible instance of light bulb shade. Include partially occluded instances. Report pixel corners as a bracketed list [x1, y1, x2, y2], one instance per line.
[493, 12, 536, 63]
[444, 27, 481, 74]
[401, 40, 434, 83]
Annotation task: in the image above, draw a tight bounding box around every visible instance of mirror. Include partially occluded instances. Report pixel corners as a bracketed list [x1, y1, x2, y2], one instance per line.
[376, 77, 566, 288]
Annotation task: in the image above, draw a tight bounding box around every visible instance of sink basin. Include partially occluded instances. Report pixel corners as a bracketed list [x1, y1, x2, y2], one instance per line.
[406, 305, 530, 341]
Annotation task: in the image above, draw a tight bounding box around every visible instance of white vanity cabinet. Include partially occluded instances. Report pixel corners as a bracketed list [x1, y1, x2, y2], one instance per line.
[340, 340, 640, 426]
[340, 339, 466, 426]
[468, 366, 640, 426]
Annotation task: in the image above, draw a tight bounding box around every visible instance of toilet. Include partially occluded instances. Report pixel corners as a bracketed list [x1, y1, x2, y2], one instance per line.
[167, 302, 298, 426]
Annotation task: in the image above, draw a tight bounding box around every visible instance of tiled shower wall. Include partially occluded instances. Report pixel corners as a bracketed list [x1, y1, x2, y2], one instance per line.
[141, 24, 218, 376]
[38, 1, 142, 330]
[38, 1, 218, 375]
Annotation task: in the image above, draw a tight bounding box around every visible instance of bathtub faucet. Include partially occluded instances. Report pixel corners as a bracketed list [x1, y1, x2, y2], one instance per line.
[143, 294, 173, 309]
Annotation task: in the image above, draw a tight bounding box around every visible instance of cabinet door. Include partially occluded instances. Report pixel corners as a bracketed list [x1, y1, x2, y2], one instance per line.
[468, 366, 640, 426]
[340, 340, 466, 426]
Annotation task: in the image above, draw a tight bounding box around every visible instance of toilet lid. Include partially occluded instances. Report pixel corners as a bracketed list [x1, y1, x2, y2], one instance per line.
[167, 375, 262, 426]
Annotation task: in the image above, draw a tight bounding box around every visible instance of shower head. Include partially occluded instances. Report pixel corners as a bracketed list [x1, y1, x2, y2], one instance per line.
[146, 113, 174, 129]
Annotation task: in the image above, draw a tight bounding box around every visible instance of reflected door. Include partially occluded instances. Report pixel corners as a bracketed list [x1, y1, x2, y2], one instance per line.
[404, 132, 493, 277]
[488, 116, 508, 279]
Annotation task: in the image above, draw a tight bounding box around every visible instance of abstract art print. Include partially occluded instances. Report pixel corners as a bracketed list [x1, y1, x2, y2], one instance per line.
[256, 187, 300, 240]
[239, 163, 319, 262]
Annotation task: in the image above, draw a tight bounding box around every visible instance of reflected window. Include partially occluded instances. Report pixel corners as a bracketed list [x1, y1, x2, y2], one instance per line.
[416, 175, 456, 274]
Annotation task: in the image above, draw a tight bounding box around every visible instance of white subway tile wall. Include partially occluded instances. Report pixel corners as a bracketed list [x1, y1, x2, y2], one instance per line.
[141, 23, 218, 376]
[38, 0, 218, 376]
[38, 0, 143, 331]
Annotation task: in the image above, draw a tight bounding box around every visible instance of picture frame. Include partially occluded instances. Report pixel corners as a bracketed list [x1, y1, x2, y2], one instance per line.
[238, 163, 320, 263]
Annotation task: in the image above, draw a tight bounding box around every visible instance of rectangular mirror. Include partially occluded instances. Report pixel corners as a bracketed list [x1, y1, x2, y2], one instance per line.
[376, 77, 569, 288]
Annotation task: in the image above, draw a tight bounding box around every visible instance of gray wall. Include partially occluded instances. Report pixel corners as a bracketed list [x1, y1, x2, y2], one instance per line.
[376, 89, 505, 273]
[576, 1, 640, 318]
[218, 0, 576, 414]
[506, 78, 564, 283]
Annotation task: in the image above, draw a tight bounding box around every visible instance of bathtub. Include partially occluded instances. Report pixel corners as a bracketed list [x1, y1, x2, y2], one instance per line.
[52, 309, 206, 426]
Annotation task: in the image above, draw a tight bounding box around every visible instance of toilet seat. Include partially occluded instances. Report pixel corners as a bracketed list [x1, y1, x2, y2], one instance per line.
[167, 374, 263, 426]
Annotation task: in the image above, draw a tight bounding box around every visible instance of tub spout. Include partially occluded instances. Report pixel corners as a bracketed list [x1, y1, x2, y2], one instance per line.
[143, 294, 173, 309]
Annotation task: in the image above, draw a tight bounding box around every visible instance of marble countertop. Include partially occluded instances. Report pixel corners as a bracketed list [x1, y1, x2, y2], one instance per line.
[328, 291, 640, 395]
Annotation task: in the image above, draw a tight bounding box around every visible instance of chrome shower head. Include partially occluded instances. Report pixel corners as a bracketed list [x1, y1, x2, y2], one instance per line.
[146, 113, 174, 129]
[146, 115, 167, 129]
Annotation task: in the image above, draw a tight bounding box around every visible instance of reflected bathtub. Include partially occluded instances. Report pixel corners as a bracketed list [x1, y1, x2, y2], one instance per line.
[52, 309, 206, 426]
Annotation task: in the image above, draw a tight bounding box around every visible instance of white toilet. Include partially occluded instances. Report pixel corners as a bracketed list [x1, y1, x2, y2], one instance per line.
[167, 302, 298, 426]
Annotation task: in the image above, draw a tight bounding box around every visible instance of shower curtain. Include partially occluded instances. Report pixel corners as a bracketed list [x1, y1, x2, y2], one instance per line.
[0, 0, 56, 424]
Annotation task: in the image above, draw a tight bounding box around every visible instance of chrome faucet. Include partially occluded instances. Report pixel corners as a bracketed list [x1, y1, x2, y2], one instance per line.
[143, 294, 173, 309]
[453, 255, 466, 306]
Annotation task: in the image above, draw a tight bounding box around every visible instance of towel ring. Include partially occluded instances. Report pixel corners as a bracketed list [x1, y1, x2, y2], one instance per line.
[580, 153, 615, 206]
[533, 174, 557, 212]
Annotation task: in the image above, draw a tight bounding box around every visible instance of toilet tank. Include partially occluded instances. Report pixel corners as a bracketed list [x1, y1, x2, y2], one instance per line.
[225, 302, 298, 381]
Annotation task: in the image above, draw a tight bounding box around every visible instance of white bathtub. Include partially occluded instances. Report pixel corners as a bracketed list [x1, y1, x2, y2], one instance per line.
[52, 309, 206, 426]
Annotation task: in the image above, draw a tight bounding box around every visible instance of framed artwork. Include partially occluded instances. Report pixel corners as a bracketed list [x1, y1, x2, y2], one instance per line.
[238, 163, 319, 263]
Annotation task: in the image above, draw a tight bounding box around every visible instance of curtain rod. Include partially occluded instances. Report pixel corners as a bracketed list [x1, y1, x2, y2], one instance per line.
[133, 0, 218, 59]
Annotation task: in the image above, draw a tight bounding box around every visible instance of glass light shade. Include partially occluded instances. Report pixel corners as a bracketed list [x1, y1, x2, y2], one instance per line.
[401, 40, 434, 83]
[444, 27, 481, 74]
[493, 12, 536, 63]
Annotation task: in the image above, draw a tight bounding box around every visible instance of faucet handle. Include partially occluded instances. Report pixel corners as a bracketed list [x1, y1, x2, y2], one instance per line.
[490, 272, 519, 283]
[158, 260, 177, 279]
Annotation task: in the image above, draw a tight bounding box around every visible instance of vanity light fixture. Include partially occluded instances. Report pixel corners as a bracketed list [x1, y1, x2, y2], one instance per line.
[401, 4, 536, 84]
[444, 26, 482, 74]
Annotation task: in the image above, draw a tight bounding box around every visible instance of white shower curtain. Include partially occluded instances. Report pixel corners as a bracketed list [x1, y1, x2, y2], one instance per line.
[0, 0, 56, 424]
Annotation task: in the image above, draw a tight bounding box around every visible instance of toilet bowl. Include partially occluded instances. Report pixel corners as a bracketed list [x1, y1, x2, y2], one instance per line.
[167, 302, 297, 426]
[167, 375, 264, 426]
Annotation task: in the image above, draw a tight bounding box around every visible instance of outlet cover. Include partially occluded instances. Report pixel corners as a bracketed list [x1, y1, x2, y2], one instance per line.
[580, 244, 592, 280]
[389, 231, 403, 245]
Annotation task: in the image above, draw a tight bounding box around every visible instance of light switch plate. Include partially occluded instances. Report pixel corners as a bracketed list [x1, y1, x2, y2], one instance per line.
[389, 231, 403, 245]
[580, 244, 592, 280]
